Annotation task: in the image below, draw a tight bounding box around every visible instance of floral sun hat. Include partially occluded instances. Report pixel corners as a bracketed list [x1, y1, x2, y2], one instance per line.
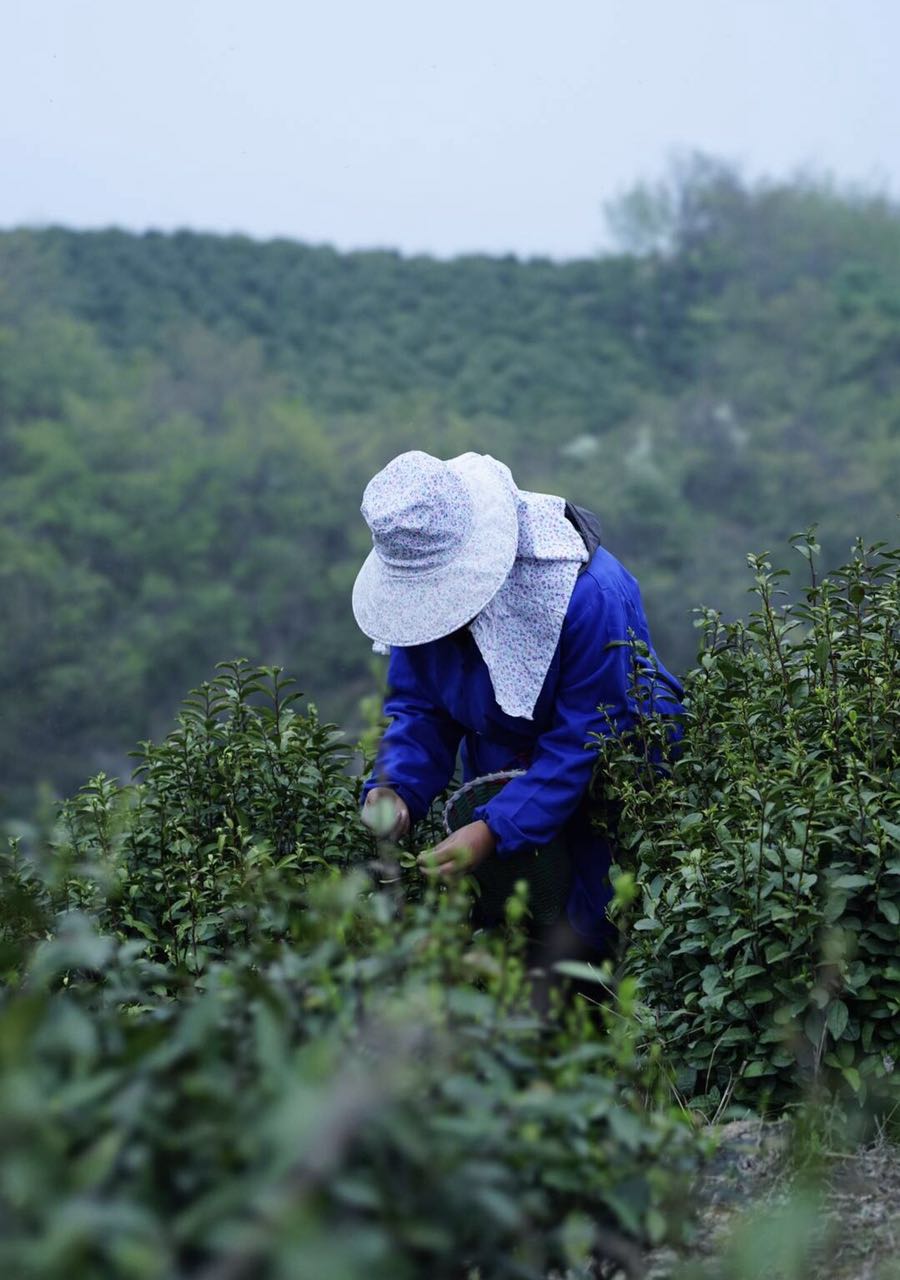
[351, 450, 520, 647]
[353, 450, 590, 720]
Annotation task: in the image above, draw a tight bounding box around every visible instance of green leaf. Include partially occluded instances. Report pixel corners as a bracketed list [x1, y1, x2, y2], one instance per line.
[553, 960, 608, 986]
[826, 1000, 849, 1041]
[744, 987, 775, 1006]
[733, 964, 767, 982]
[814, 637, 830, 669]
[841, 1065, 862, 1093]
[742, 1060, 772, 1078]
[830, 874, 871, 889]
[878, 898, 900, 925]
[765, 941, 792, 964]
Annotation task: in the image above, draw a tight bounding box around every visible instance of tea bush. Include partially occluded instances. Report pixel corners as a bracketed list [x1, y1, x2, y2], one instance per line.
[0, 878, 706, 1279]
[0, 662, 705, 1278]
[1, 661, 365, 978]
[597, 534, 900, 1112]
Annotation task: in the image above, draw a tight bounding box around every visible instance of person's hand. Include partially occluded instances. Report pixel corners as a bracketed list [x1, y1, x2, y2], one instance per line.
[418, 820, 495, 880]
[361, 787, 410, 840]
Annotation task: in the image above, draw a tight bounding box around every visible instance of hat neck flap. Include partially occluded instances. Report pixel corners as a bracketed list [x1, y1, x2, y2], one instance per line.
[469, 491, 588, 720]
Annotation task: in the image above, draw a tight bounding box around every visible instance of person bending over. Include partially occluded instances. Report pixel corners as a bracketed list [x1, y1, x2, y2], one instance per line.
[353, 449, 683, 970]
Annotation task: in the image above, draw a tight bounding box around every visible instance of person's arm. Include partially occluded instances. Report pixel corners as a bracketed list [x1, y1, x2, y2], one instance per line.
[361, 645, 463, 824]
[473, 576, 636, 856]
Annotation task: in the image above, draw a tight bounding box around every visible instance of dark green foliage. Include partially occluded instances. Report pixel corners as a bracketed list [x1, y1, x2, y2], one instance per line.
[0, 884, 702, 1280]
[10, 229, 651, 424]
[0, 667, 703, 1279]
[24, 663, 363, 975]
[597, 536, 900, 1112]
[3, 161, 900, 824]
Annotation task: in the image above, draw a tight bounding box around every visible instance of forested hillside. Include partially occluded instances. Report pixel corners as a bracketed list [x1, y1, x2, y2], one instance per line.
[2, 159, 899, 818]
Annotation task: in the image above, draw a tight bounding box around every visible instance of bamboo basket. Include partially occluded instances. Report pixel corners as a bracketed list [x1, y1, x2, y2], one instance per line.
[442, 771, 572, 926]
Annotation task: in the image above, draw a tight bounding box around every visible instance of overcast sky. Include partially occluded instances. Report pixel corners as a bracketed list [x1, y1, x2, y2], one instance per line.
[1, 0, 897, 259]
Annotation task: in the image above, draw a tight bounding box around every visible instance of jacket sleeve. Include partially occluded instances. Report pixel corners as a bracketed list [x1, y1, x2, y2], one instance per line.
[473, 576, 637, 857]
[361, 645, 464, 823]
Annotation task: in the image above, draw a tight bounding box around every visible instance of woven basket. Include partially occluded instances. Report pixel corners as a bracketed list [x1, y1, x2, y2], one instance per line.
[443, 771, 572, 926]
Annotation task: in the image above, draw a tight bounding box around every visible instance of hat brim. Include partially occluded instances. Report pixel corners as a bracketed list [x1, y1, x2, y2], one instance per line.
[352, 453, 519, 647]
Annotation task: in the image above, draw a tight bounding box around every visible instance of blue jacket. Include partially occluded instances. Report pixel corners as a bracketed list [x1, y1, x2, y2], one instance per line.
[362, 545, 684, 946]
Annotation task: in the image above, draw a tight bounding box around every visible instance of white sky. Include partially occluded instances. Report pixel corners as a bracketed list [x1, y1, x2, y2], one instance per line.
[1, 0, 897, 258]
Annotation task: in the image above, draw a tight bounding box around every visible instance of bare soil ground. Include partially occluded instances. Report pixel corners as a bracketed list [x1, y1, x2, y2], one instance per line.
[639, 1119, 900, 1280]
